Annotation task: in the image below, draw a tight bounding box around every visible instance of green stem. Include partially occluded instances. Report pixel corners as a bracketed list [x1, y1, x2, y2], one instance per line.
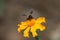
[35, 29, 40, 40]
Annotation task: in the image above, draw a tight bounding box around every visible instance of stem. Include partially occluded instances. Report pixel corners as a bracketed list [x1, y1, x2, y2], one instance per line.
[35, 29, 40, 40]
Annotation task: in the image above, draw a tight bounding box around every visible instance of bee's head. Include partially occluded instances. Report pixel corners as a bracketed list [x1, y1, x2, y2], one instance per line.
[27, 15, 33, 20]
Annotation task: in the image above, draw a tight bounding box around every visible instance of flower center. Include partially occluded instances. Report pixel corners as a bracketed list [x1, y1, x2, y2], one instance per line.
[27, 19, 35, 27]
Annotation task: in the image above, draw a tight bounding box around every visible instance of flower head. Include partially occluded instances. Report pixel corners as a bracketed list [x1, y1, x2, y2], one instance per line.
[17, 17, 46, 37]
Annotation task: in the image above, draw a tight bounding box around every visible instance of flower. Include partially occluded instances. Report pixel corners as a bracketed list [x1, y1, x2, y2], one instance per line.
[17, 17, 46, 37]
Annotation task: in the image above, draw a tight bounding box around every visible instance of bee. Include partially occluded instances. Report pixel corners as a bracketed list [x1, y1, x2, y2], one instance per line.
[22, 11, 34, 20]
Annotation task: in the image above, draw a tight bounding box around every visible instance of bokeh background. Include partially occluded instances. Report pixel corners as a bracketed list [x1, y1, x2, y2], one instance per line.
[0, 0, 60, 40]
